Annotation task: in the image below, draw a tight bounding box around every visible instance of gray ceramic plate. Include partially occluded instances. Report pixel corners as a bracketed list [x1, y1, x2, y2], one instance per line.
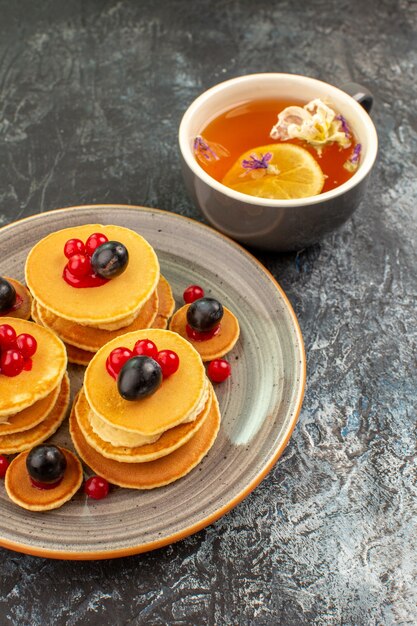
[0, 205, 305, 559]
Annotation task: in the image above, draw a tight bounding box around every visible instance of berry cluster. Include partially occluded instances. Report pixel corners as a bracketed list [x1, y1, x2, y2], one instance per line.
[63, 232, 128, 286]
[182, 284, 231, 384]
[0, 324, 37, 377]
[106, 339, 180, 401]
[106, 339, 179, 380]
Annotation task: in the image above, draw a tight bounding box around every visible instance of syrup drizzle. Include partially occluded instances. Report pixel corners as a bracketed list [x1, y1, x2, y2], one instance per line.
[30, 476, 64, 490]
[63, 266, 109, 288]
[22, 358, 32, 371]
[186, 323, 221, 342]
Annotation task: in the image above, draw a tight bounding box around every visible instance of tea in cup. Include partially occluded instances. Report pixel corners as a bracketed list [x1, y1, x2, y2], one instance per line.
[179, 73, 378, 251]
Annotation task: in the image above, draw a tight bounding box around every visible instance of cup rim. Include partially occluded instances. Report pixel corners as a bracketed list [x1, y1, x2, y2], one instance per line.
[179, 73, 378, 207]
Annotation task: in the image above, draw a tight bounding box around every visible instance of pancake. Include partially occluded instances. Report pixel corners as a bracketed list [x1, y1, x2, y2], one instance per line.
[25, 224, 160, 325]
[0, 380, 61, 435]
[30, 298, 42, 324]
[151, 317, 168, 330]
[169, 304, 240, 361]
[75, 383, 213, 462]
[32, 301, 96, 366]
[0, 277, 32, 320]
[70, 391, 221, 489]
[151, 275, 175, 329]
[32, 276, 174, 365]
[86, 377, 209, 447]
[0, 373, 70, 454]
[5, 447, 83, 511]
[84, 329, 206, 436]
[61, 274, 174, 358]
[62, 286, 171, 360]
[35, 288, 158, 352]
[65, 343, 95, 366]
[0, 318, 67, 418]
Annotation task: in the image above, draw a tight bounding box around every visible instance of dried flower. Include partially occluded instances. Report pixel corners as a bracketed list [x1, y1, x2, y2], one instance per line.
[193, 135, 219, 162]
[336, 114, 351, 138]
[242, 152, 273, 171]
[240, 152, 281, 178]
[351, 143, 362, 163]
[270, 99, 351, 150]
[343, 143, 362, 172]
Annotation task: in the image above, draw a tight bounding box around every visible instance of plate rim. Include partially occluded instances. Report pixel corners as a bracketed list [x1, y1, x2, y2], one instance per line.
[0, 204, 306, 560]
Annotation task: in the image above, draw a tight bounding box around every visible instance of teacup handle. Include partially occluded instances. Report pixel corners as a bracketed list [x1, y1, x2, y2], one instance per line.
[340, 82, 373, 114]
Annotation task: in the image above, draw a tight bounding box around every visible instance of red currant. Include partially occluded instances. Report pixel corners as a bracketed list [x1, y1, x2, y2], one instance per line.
[85, 233, 109, 256]
[0, 455, 9, 478]
[84, 476, 109, 500]
[67, 254, 92, 277]
[133, 339, 159, 359]
[16, 333, 37, 359]
[157, 350, 180, 378]
[106, 347, 133, 379]
[207, 359, 231, 383]
[0, 324, 16, 349]
[0, 349, 24, 377]
[183, 284, 205, 304]
[64, 238, 85, 258]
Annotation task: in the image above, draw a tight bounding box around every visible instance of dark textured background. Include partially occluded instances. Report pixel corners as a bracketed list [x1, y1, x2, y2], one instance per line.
[1, 1, 416, 624]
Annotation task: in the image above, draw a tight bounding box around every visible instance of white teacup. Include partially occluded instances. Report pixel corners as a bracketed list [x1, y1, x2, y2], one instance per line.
[179, 73, 378, 251]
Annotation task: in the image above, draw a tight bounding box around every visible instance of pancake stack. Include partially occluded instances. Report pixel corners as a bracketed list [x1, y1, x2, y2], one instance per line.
[0, 318, 69, 455]
[26, 224, 175, 366]
[70, 328, 221, 489]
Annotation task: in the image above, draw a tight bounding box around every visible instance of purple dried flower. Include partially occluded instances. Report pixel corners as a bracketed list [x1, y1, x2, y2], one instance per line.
[193, 135, 219, 161]
[242, 152, 273, 171]
[350, 143, 362, 163]
[336, 114, 351, 138]
[343, 143, 362, 172]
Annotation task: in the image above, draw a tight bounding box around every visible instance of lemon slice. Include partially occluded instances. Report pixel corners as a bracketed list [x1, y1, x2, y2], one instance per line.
[222, 143, 325, 199]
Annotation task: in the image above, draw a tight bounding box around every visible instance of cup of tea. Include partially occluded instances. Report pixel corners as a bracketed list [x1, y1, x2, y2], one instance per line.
[178, 73, 378, 251]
